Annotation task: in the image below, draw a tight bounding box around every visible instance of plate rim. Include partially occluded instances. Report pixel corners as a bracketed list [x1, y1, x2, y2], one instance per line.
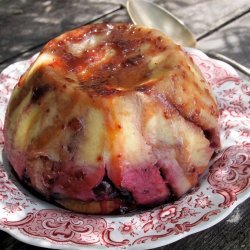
[0, 47, 249, 249]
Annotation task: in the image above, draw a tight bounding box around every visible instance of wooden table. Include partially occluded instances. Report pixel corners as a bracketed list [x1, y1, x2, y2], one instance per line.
[0, 0, 249, 249]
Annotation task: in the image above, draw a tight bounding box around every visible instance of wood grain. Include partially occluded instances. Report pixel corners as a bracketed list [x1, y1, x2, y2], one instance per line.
[1, 0, 250, 65]
[0, 0, 121, 62]
[197, 13, 250, 72]
[154, 0, 250, 38]
[0, 0, 249, 249]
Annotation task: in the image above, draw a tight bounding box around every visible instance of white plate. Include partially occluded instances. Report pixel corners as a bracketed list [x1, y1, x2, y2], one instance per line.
[0, 48, 249, 249]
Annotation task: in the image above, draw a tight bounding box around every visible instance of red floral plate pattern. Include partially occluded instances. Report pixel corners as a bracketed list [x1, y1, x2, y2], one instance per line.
[0, 48, 249, 249]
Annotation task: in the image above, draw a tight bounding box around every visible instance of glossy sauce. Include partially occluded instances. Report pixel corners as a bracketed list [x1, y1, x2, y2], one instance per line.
[43, 23, 170, 94]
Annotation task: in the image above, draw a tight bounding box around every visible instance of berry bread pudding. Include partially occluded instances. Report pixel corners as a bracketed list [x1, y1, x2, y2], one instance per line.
[4, 23, 220, 214]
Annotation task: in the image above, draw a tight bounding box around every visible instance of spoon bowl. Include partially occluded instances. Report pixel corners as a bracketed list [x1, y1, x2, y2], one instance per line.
[127, 0, 196, 47]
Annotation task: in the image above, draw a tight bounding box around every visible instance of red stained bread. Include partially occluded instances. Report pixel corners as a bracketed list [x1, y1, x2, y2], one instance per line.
[4, 23, 220, 214]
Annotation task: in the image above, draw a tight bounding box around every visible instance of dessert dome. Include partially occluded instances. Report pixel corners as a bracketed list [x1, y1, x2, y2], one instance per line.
[4, 23, 220, 214]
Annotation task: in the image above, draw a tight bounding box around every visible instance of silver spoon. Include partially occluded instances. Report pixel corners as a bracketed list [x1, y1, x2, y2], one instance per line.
[127, 0, 250, 77]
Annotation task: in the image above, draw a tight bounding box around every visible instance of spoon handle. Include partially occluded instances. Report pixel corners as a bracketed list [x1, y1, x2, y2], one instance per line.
[206, 52, 250, 77]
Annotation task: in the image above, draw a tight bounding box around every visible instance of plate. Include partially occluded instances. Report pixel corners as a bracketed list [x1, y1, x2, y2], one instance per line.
[0, 48, 249, 249]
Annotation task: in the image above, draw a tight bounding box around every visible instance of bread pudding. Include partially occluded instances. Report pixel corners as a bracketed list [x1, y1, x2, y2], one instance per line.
[4, 23, 220, 214]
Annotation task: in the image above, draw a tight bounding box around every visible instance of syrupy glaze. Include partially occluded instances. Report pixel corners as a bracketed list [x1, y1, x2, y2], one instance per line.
[4, 23, 220, 214]
[42, 23, 171, 94]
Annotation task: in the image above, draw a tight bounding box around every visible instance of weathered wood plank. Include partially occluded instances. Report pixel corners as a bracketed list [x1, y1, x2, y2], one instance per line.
[154, 0, 250, 38]
[197, 12, 250, 70]
[0, 0, 121, 62]
[1, 6, 249, 80]
[0, 8, 130, 73]
[0, 1, 249, 250]
[1, 0, 249, 66]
